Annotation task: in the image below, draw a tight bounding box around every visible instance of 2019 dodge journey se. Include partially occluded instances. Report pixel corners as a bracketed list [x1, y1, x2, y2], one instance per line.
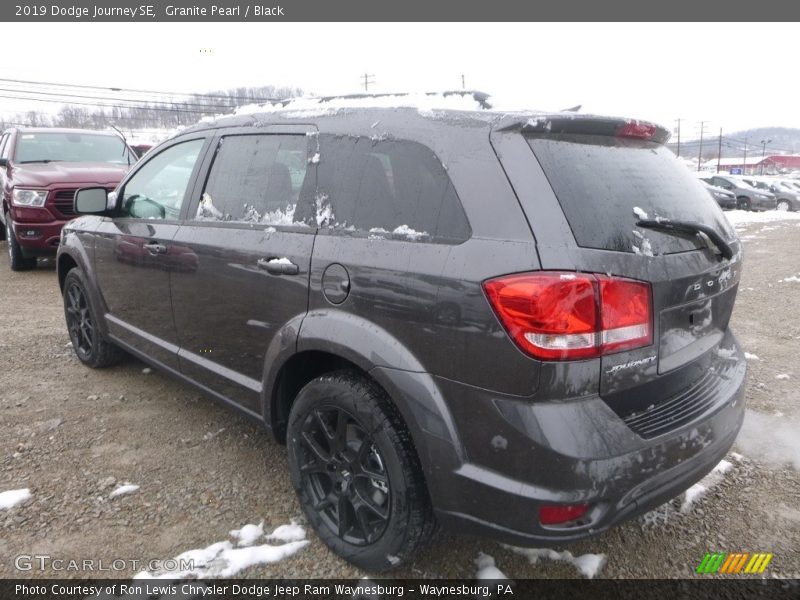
[57, 93, 747, 571]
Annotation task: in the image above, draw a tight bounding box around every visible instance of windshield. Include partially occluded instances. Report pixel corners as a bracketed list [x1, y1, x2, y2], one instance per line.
[14, 132, 134, 165]
[732, 178, 756, 190]
[526, 134, 734, 255]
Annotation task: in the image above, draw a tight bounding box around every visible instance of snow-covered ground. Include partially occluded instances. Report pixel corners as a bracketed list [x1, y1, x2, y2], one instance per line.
[724, 209, 800, 227]
[641, 456, 742, 526]
[109, 484, 140, 499]
[135, 520, 309, 579]
[502, 545, 606, 579]
[0, 488, 31, 510]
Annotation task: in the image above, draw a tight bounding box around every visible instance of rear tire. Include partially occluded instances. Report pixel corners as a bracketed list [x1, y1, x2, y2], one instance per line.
[6, 217, 37, 271]
[63, 268, 123, 368]
[286, 371, 435, 572]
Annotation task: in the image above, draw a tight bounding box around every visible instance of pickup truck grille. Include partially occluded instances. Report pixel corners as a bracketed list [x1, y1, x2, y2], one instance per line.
[52, 190, 77, 217]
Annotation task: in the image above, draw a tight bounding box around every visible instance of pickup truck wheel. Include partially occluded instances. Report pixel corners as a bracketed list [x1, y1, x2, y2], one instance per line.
[6, 217, 37, 271]
[63, 268, 123, 368]
[286, 371, 435, 572]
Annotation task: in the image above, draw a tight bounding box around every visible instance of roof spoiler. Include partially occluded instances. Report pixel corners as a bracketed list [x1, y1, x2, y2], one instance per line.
[495, 114, 671, 144]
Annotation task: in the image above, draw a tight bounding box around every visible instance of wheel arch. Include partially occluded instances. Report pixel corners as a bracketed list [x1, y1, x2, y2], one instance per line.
[263, 310, 465, 483]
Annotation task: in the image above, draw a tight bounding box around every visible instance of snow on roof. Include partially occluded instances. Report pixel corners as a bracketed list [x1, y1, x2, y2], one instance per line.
[233, 92, 496, 118]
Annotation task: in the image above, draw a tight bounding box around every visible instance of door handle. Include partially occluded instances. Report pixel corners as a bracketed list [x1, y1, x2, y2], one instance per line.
[144, 242, 167, 255]
[257, 258, 300, 275]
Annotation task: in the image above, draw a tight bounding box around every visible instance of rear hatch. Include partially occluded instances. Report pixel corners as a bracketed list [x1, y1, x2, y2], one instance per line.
[490, 115, 742, 438]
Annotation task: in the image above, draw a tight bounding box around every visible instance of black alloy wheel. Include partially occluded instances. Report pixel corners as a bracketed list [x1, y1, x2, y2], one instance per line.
[297, 405, 391, 545]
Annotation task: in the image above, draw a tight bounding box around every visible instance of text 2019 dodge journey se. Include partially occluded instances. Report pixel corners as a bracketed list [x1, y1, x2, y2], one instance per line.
[57, 94, 746, 572]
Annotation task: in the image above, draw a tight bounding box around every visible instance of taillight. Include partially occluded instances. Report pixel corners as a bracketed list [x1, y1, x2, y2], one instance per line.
[538, 503, 591, 526]
[616, 120, 657, 140]
[483, 272, 652, 361]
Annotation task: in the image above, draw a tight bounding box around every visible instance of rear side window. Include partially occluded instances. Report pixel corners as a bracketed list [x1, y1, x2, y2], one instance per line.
[310, 135, 470, 243]
[197, 134, 310, 226]
[527, 134, 734, 255]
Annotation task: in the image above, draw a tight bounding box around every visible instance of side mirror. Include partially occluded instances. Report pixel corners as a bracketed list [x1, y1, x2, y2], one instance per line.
[0, 158, 7, 167]
[74, 187, 108, 214]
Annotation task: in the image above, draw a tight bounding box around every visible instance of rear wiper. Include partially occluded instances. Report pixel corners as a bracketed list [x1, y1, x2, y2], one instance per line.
[18, 159, 64, 164]
[636, 219, 734, 260]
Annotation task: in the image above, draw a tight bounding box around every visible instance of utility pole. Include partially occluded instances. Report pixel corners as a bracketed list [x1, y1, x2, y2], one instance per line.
[361, 73, 375, 91]
[696, 121, 709, 171]
[742, 136, 748, 175]
[674, 118, 682, 157]
[716, 128, 723, 173]
[760, 139, 771, 175]
[461, 74, 465, 90]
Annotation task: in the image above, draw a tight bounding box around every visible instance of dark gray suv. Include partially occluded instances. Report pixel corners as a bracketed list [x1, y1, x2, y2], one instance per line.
[57, 96, 747, 572]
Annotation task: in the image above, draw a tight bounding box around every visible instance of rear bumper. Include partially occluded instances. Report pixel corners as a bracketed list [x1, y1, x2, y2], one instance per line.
[9, 219, 66, 257]
[413, 332, 747, 546]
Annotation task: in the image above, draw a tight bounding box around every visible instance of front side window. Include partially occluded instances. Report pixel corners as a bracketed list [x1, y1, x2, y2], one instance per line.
[313, 135, 470, 243]
[196, 134, 310, 226]
[119, 138, 205, 220]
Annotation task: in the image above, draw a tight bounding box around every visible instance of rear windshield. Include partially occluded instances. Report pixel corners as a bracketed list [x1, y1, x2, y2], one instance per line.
[527, 134, 735, 255]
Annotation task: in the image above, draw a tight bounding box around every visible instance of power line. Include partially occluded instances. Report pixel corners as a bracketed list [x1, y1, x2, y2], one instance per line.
[0, 86, 241, 112]
[0, 77, 282, 103]
[0, 92, 221, 115]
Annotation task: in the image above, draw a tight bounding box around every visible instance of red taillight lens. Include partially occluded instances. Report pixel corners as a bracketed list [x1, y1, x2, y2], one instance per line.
[616, 120, 657, 140]
[483, 272, 652, 361]
[538, 503, 591, 526]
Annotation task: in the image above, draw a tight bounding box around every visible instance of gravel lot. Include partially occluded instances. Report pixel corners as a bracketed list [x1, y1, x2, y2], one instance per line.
[1, 215, 798, 580]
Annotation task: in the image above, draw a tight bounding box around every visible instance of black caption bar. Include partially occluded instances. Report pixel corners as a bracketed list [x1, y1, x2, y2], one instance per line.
[2, 579, 800, 600]
[1, 0, 800, 21]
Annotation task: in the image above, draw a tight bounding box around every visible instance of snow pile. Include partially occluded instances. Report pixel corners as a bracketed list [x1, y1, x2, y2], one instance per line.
[230, 522, 264, 547]
[475, 552, 508, 579]
[680, 459, 733, 513]
[135, 521, 308, 579]
[502, 545, 606, 579]
[0, 488, 31, 510]
[744, 352, 759, 360]
[775, 374, 791, 380]
[109, 484, 140, 499]
[736, 411, 800, 470]
[724, 209, 800, 227]
[780, 275, 800, 283]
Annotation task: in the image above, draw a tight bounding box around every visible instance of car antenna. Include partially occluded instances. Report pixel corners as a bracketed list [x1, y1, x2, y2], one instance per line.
[109, 124, 132, 166]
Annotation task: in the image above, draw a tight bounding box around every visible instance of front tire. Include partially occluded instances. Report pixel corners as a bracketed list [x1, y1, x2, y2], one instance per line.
[286, 371, 435, 572]
[777, 199, 790, 212]
[6, 217, 37, 271]
[63, 268, 123, 368]
[736, 196, 752, 211]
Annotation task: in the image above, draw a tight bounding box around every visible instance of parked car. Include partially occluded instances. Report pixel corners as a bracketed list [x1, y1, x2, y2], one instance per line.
[57, 97, 746, 572]
[0, 127, 135, 270]
[701, 180, 737, 209]
[697, 174, 776, 211]
[741, 177, 800, 212]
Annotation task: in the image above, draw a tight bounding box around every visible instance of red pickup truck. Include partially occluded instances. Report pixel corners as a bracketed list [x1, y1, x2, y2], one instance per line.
[0, 127, 135, 270]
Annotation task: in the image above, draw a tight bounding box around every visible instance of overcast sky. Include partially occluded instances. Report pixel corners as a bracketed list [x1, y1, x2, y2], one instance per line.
[1, 22, 797, 136]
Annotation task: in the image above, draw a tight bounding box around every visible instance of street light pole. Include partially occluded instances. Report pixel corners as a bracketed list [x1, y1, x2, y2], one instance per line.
[760, 139, 771, 175]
